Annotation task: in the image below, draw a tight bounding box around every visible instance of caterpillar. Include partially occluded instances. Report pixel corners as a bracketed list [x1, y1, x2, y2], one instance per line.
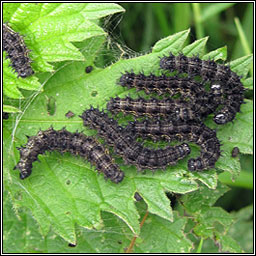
[118, 71, 220, 98]
[159, 53, 246, 124]
[80, 107, 191, 171]
[14, 128, 124, 183]
[3, 23, 34, 78]
[117, 71, 224, 119]
[106, 96, 217, 121]
[126, 119, 221, 171]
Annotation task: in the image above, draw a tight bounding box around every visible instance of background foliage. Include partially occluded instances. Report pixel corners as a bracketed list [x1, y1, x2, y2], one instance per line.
[3, 3, 253, 253]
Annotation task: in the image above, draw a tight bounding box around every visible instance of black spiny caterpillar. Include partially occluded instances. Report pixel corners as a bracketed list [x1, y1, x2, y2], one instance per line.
[14, 128, 124, 183]
[159, 53, 246, 124]
[80, 107, 191, 171]
[126, 119, 221, 171]
[3, 23, 34, 78]
[107, 96, 216, 121]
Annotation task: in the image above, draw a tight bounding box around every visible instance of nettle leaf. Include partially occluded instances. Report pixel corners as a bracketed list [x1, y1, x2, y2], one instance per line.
[242, 77, 253, 89]
[3, 52, 42, 100]
[197, 205, 252, 253]
[204, 99, 253, 180]
[3, 190, 133, 253]
[229, 54, 253, 78]
[152, 29, 190, 53]
[216, 234, 243, 253]
[3, 105, 21, 113]
[193, 207, 234, 238]
[3, 28, 253, 246]
[214, 99, 253, 161]
[3, 2, 124, 73]
[182, 37, 209, 56]
[227, 205, 253, 253]
[180, 182, 230, 212]
[3, 190, 46, 253]
[202, 46, 227, 61]
[3, 3, 124, 112]
[134, 211, 193, 253]
[4, 191, 193, 253]
[180, 182, 242, 251]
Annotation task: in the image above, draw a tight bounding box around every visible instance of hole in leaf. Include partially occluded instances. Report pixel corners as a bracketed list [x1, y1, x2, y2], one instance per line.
[46, 96, 56, 116]
[91, 91, 98, 97]
[65, 111, 75, 119]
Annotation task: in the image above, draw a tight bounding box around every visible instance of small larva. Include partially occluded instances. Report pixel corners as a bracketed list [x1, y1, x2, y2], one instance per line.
[80, 107, 191, 171]
[14, 128, 124, 183]
[159, 53, 246, 124]
[118, 71, 206, 96]
[106, 96, 215, 121]
[126, 119, 221, 171]
[3, 23, 34, 78]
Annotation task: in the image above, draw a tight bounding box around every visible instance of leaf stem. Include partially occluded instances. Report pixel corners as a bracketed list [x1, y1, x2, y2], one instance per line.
[234, 17, 252, 56]
[234, 17, 253, 75]
[125, 211, 149, 253]
[196, 237, 204, 253]
[191, 3, 204, 39]
[153, 3, 171, 36]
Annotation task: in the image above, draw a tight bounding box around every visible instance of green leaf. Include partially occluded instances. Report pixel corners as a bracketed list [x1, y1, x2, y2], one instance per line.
[218, 170, 253, 189]
[188, 169, 218, 189]
[3, 3, 121, 112]
[200, 3, 236, 22]
[3, 30, 215, 244]
[3, 53, 42, 99]
[81, 3, 125, 19]
[216, 99, 253, 156]
[3, 105, 21, 113]
[3, 190, 134, 253]
[204, 99, 253, 180]
[180, 183, 234, 240]
[152, 29, 190, 53]
[134, 178, 174, 221]
[134, 211, 193, 253]
[28, 17, 103, 70]
[242, 77, 253, 89]
[229, 54, 253, 78]
[3, 3, 124, 73]
[3, 3, 20, 21]
[134, 171, 198, 222]
[3, 190, 48, 253]
[74, 34, 106, 64]
[4, 190, 194, 253]
[3, 28, 253, 248]
[193, 207, 234, 238]
[3, 82, 24, 99]
[217, 234, 243, 253]
[227, 205, 253, 253]
[182, 37, 208, 57]
[202, 46, 227, 61]
[181, 182, 230, 213]
[4, 151, 140, 243]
